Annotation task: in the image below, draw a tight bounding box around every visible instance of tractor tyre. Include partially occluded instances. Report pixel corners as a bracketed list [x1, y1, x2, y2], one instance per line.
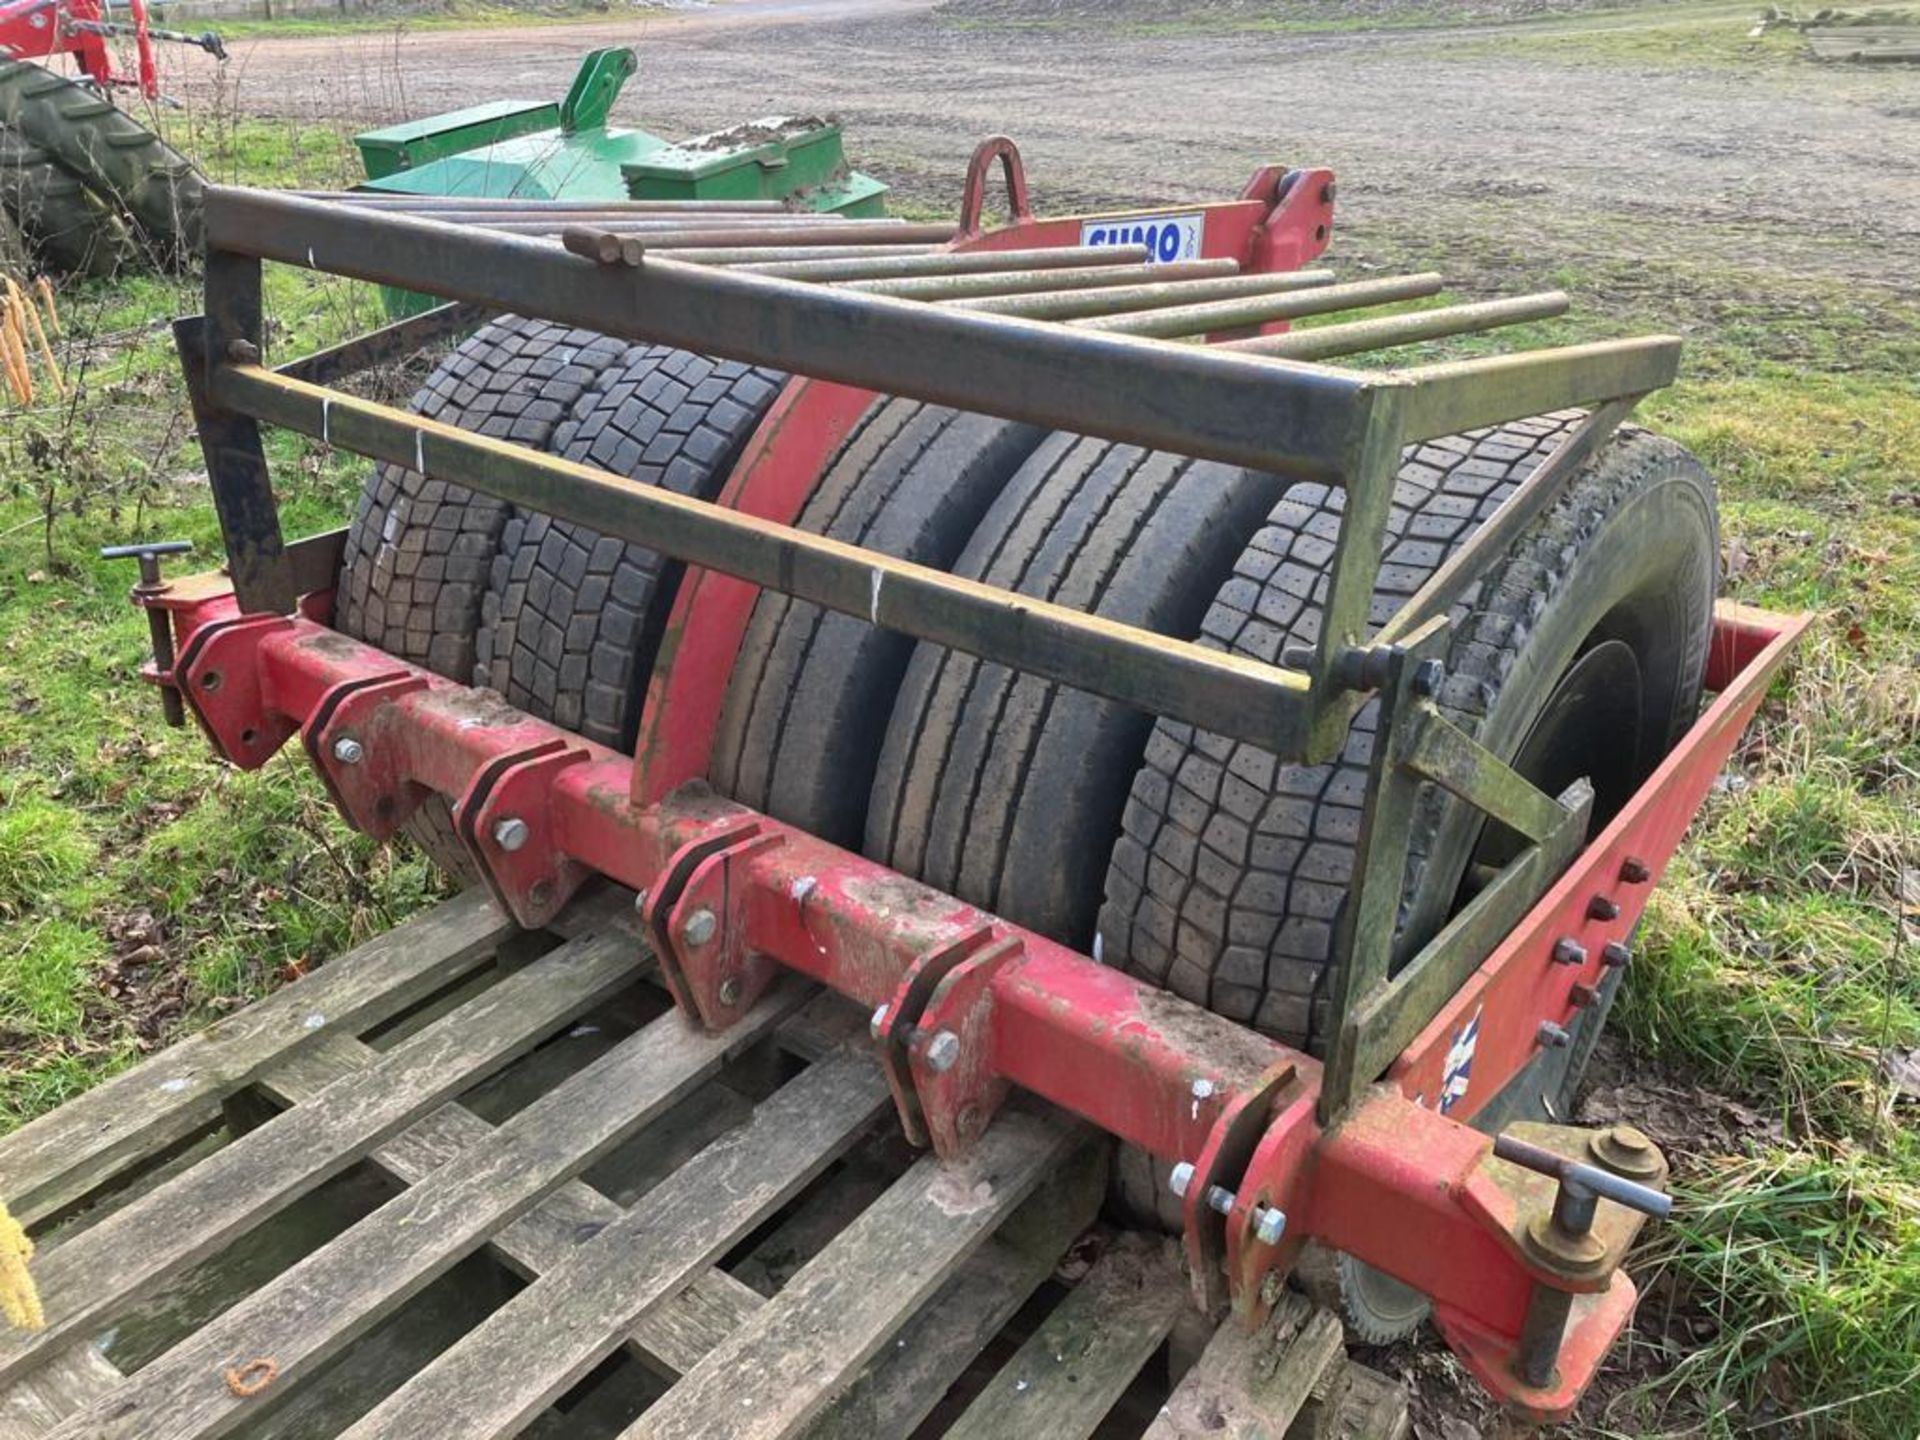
[336, 316, 633, 881]
[0, 204, 25, 278]
[0, 126, 132, 276]
[865, 434, 1287, 949]
[1101, 419, 1719, 1296]
[712, 398, 1046, 848]
[474, 347, 785, 751]
[0, 60, 203, 264]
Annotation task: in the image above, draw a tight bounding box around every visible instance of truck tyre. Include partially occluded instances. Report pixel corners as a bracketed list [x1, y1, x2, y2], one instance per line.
[474, 347, 785, 751]
[1102, 418, 1719, 1297]
[713, 399, 1046, 847]
[866, 434, 1286, 948]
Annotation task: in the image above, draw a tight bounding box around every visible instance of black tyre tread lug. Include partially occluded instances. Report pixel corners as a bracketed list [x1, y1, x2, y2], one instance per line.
[0, 59, 202, 260]
[1096, 415, 1724, 1053]
[868, 434, 1286, 946]
[475, 344, 786, 750]
[0, 125, 130, 274]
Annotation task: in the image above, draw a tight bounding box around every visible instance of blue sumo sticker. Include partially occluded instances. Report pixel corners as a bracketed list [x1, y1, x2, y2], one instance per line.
[1079, 212, 1205, 264]
[1439, 1006, 1482, 1116]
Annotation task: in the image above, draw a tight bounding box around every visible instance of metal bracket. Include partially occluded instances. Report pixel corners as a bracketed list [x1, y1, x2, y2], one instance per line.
[904, 934, 1024, 1159]
[644, 824, 784, 1030]
[456, 740, 593, 928]
[173, 611, 302, 768]
[872, 927, 998, 1148]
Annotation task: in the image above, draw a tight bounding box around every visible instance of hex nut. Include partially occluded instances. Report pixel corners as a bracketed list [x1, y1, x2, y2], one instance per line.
[1254, 1206, 1288, 1246]
[869, 1003, 890, 1040]
[923, 1031, 961, 1073]
[331, 736, 365, 766]
[1537, 1021, 1573, 1049]
[1552, 938, 1588, 967]
[1168, 1162, 1196, 1199]
[492, 817, 530, 852]
[681, 908, 718, 947]
[1412, 657, 1446, 697]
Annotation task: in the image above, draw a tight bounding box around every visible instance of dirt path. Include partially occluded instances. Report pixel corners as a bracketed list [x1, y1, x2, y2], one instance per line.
[197, 2, 1920, 290]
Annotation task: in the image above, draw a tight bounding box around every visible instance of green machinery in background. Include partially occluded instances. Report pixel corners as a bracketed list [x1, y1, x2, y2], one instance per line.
[351, 47, 889, 314]
[353, 47, 886, 211]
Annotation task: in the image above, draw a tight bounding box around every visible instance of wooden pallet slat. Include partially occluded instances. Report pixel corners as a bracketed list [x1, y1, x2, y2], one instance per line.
[342, 1048, 893, 1440]
[1145, 1293, 1345, 1440]
[625, 1109, 1090, 1440]
[799, 1143, 1108, 1440]
[0, 891, 513, 1228]
[0, 924, 642, 1390]
[260, 1029, 765, 1378]
[943, 1233, 1185, 1440]
[48, 978, 816, 1440]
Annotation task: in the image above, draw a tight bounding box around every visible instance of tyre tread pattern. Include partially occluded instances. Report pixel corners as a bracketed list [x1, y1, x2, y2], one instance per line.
[474, 346, 785, 750]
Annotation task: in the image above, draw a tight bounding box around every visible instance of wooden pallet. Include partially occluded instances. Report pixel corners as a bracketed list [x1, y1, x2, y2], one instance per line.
[0, 887, 1408, 1440]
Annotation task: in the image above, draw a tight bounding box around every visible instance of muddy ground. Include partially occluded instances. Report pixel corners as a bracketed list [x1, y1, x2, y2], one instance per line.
[186, 0, 1920, 299]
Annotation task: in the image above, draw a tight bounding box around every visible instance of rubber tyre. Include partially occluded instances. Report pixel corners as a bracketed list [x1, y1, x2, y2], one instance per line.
[0, 60, 202, 263]
[335, 316, 633, 881]
[712, 398, 1047, 847]
[336, 315, 631, 682]
[866, 434, 1287, 948]
[0, 126, 130, 276]
[474, 346, 785, 751]
[1098, 419, 1719, 1053]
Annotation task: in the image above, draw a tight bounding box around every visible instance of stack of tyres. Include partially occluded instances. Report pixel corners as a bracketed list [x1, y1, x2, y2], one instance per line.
[336, 326, 1719, 1337]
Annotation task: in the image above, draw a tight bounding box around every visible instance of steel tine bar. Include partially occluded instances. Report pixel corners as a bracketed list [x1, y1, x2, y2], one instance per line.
[302, 193, 788, 213]
[1222, 292, 1570, 361]
[205, 189, 1370, 477]
[537, 221, 958, 250]
[472, 217, 953, 235]
[735, 244, 1151, 281]
[1392, 337, 1680, 440]
[1075, 272, 1444, 338]
[959, 268, 1338, 322]
[672, 244, 948, 266]
[845, 257, 1239, 301]
[210, 362, 1318, 753]
[1376, 398, 1637, 645]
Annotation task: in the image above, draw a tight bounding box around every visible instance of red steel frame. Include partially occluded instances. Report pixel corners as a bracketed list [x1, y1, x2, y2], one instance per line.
[135, 171, 1812, 1418]
[0, 0, 159, 98]
[140, 569, 1806, 1424]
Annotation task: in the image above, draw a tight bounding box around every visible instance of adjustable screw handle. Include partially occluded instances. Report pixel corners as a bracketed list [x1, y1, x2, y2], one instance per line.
[100, 540, 193, 726]
[1493, 1133, 1672, 1221]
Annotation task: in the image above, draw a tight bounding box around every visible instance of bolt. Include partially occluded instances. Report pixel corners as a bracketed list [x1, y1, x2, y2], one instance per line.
[1619, 856, 1652, 884]
[717, 976, 742, 1007]
[870, 1003, 890, 1040]
[1537, 1021, 1572, 1049]
[1602, 941, 1633, 969]
[1569, 982, 1600, 1009]
[492, 817, 530, 852]
[1412, 657, 1446, 697]
[681, 907, 717, 947]
[1204, 1185, 1237, 1217]
[1191, 1077, 1215, 1102]
[1168, 1162, 1196, 1199]
[1254, 1206, 1288, 1246]
[633, 888, 649, 913]
[923, 1030, 961, 1073]
[1608, 1124, 1652, 1157]
[1587, 894, 1621, 922]
[331, 736, 364, 765]
[1281, 645, 1317, 672]
[1551, 938, 1588, 967]
[225, 338, 260, 364]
